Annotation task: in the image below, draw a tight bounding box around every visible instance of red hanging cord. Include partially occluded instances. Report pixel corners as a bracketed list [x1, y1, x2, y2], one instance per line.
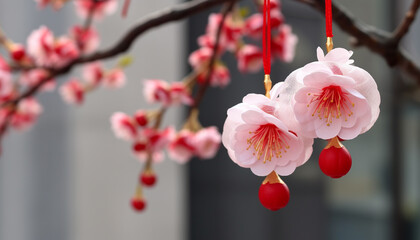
[262, 0, 271, 75]
[325, 0, 333, 37]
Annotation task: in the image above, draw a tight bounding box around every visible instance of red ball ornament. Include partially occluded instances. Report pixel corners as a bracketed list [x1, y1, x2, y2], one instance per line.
[131, 197, 146, 211]
[258, 171, 290, 211]
[319, 137, 352, 178]
[140, 171, 157, 187]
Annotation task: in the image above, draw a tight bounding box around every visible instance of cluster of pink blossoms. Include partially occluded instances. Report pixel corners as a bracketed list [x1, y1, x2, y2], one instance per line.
[111, 111, 221, 163]
[0, 0, 120, 134]
[189, 0, 297, 87]
[0, 57, 43, 132]
[223, 47, 380, 177]
[60, 62, 126, 105]
[37, 0, 118, 20]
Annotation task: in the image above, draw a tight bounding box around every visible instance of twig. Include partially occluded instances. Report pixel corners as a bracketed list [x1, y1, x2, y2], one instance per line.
[297, 0, 420, 84]
[392, 0, 420, 44]
[190, 1, 235, 110]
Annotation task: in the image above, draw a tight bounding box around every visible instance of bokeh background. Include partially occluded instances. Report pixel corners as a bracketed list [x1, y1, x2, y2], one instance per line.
[0, 0, 419, 240]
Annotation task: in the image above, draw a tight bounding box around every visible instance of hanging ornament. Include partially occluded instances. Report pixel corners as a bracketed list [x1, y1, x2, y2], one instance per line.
[222, 0, 313, 211]
[271, 0, 380, 178]
[131, 185, 146, 211]
[259, 171, 290, 210]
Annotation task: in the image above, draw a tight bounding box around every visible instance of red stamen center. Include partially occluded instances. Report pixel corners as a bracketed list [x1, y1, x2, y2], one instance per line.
[307, 85, 355, 126]
[247, 124, 290, 163]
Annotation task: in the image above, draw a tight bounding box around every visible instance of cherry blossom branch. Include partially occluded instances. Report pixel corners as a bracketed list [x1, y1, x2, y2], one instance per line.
[3, 0, 238, 107]
[190, 1, 235, 111]
[297, 0, 420, 84]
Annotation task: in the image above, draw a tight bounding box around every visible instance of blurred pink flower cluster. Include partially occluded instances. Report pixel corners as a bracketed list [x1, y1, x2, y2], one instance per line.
[188, 0, 297, 87]
[111, 111, 221, 164]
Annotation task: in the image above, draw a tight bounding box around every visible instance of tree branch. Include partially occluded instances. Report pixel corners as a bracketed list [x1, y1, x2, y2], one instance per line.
[297, 0, 420, 84]
[392, 0, 420, 44]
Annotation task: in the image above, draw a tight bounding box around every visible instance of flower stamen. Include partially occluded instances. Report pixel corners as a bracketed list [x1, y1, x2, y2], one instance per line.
[246, 124, 290, 163]
[307, 85, 354, 126]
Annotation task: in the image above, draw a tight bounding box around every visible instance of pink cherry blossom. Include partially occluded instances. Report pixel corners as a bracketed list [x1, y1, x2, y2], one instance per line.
[20, 69, 56, 92]
[222, 93, 313, 176]
[70, 26, 100, 54]
[74, 0, 118, 20]
[244, 11, 283, 39]
[0, 56, 10, 72]
[54, 37, 80, 67]
[237, 45, 264, 73]
[82, 62, 103, 86]
[103, 68, 126, 88]
[27, 26, 79, 67]
[27, 26, 55, 66]
[189, 47, 212, 70]
[143, 79, 171, 106]
[169, 82, 193, 106]
[10, 98, 43, 131]
[271, 24, 298, 62]
[143, 80, 192, 106]
[59, 79, 84, 105]
[194, 126, 221, 159]
[275, 47, 380, 140]
[205, 13, 243, 51]
[197, 63, 230, 88]
[110, 112, 137, 141]
[133, 126, 175, 163]
[168, 130, 196, 163]
[0, 70, 14, 102]
[36, 0, 66, 9]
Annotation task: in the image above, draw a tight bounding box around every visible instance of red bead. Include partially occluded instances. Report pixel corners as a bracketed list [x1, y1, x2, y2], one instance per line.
[319, 146, 352, 178]
[131, 197, 146, 211]
[141, 172, 157, 187]
[258, 182, 290, 211]
[133, 142, 147, 152]
[134, 113, 148, 126]
[11, 46, 25, 61]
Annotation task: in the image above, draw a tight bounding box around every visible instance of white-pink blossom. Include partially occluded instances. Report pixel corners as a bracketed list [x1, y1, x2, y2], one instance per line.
[0, 70, 14, 102]
[110, 112, 138, 141]
[0, 56, 10, 72]
[189, 47, 212, 70]
[197, 63, 230, 88]
[271, 24, 298, 62]
[74, 0, 118, 20]
[168, 130, 196, 163]
[103, 68, 126, 88]
[27, 26, 79, 67]
[82, 62, 103, 86]
[10, 98, 43, 131]
[20, 69, 56, 92]
[133, 126, 175, 163]
[275, 47, 380, 140]
[237, 45, 264, 73]
[222, 93, 313, 176]
[70, 26, 100, 54]
[244, 11, 283, 39]
[59, 79, 84, 105]
[204, 13, 243, 51]
[54, 37, 80, 67]
[194, 126, 221, 159]
[27, 26, 55, 66]
[143, 79, 171, 106]
[169, 82, 193, 106]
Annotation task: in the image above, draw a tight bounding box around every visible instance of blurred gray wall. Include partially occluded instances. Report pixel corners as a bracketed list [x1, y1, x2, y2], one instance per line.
[0, 1, 187, 240]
